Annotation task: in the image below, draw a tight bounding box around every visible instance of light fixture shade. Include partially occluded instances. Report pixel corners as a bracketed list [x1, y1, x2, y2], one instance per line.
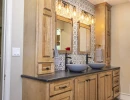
[73, 6, 76, 16]
[58, 0, 62, 10]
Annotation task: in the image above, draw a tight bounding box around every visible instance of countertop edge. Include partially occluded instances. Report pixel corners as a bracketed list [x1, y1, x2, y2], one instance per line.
[21, 67, 120, 82]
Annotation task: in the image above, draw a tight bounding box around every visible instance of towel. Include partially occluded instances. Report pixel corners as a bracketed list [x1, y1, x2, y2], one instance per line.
[54, 46, 60, 66]
[95, 48, 103, 62]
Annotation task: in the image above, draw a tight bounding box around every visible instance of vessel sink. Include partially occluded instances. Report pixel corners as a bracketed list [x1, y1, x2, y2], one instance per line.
[66, 64, 88, 72]
[88, 63, 105, 69]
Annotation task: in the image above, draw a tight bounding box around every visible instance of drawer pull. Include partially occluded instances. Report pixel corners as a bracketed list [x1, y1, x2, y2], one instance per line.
[46, 68, 50, 70]
[115, 72, 119, 75]
[115, 80, 119, 83]
[115, 89, 119, 93]
[105, 75, 109, 76]
[59, 86, 67, 89]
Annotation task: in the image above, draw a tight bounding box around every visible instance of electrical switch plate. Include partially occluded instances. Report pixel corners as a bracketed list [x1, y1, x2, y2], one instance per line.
[12, 47, 20, 57]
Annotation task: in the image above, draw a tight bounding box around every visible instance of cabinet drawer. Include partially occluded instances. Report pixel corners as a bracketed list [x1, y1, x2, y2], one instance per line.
[50, 79, 73, 96]
[113, 76, 120, 87]
[113, 86, 120, 98]
[50, 91, 73, 100]
[113, 69, 120, 77]
[38, 63, 54, 74]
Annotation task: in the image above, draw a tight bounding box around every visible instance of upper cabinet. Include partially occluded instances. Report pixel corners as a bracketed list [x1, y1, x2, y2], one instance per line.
[95, 2, 111, 66]
[78, 22, 91, 54]
[56, 15, 73, 54]
[23, 0, 56, 76]
[37, 0, 55, 74]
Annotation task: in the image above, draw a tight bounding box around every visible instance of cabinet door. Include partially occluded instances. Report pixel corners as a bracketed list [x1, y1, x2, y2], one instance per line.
[75, 76, 89, 100]
[50, 91, 73, 100]
[37, 0, 55, 74]
[105, 71, 112, 100]
[37, 0, 55, 62]
[89, 75, 97, 100]
[98, 72, 106, 100]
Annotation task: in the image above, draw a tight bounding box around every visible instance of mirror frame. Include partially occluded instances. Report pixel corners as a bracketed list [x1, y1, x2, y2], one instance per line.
[78, 22, 91, 54]
[56, 15, 73, 54]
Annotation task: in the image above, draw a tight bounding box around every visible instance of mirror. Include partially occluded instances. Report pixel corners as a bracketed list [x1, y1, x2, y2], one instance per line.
[78, 22, 91, 54]
[56, 15, 73, 53]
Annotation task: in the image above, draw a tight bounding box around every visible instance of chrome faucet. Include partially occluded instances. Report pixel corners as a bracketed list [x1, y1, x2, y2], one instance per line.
[65, 53, 72, 71]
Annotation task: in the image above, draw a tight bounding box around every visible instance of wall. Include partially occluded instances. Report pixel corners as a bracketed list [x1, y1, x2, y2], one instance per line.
[111, 2, 130, 95]
[10, 0, 24, 100]
[55, 0, 95, 70]
[0, 0, 2, 27]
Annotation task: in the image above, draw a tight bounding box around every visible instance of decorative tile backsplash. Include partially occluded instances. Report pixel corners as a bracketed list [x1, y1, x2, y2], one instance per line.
[55, 0, 95, 71]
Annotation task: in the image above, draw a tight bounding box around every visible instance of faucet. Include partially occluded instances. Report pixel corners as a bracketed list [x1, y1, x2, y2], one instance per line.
[86, 54, 92, 64]
[65, 53, 72, 71]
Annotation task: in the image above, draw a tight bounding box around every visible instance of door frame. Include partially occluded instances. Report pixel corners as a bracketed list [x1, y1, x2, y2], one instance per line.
[1, 0, 12, 100]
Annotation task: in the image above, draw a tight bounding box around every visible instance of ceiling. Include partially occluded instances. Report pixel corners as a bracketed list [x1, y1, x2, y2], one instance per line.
[88, 0, 130, 5]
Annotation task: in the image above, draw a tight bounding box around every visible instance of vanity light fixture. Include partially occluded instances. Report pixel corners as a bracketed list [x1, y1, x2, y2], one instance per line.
[56, 0, 95, 25]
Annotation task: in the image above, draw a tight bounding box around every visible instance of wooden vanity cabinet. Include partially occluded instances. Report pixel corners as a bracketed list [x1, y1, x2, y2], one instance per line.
[95, 2, 111, 66]
[23, 0, 55, 76]
[75, 74, 97, 100]
[113, 69, 120, 98]
[98, 71, 112, 100]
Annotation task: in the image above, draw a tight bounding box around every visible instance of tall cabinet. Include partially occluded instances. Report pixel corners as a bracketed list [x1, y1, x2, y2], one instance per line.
[95, 2, 111, 66]
[23, 0, 55, 76]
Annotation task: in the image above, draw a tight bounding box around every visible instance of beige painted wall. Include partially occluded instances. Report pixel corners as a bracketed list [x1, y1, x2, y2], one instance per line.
[111, 2, 130, 94]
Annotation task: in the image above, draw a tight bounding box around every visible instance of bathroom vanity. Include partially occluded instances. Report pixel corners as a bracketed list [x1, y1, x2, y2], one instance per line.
[22, 0, 120, 100]
[22, 67, 120, 100]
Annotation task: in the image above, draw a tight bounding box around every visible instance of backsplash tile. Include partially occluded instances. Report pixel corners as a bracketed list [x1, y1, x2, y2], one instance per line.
[55, 0, 95, 71]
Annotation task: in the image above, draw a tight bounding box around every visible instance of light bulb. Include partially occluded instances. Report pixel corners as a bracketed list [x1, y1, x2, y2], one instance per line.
[91, 18, 94, 24]
[73, 7, 76, 16]
[81, 11, 84, 19]
[58, 4, 61, 10]
[66, 4, 69, 13]
[58, 0, 62, 10]
[81, 15, 84, 19]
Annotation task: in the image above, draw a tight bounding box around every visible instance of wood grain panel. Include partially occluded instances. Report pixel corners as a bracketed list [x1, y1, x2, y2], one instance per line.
[98, 72, 106, 100]
[89, 75, 97, 100]
[42, 15, 52, 57]
[105, 71, 112, 100]
[50, 91, 73, 100]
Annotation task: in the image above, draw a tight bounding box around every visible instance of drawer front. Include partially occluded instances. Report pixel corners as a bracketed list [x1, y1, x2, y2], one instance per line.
[38, 63, 54, 74]
[113, 86, 120, 98]
[113, 69, 120, 77]
[50, 91, 73, 100]
[113, 76, 120, 87]
[50, 79, 73, 96]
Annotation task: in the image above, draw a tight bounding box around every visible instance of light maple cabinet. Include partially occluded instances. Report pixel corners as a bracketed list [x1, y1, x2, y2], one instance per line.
[113, 69, 120, 98]
[23, 0, 55, 76]
[98, 71, 112, 100]
[95, 2, 111, 66]
[75, 74, 97, 100]
[22, 69, 120, 100]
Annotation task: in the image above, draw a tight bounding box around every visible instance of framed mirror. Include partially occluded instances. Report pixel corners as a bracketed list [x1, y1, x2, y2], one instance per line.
[78, 22, 91, 54]
[56, 15, 73, 53]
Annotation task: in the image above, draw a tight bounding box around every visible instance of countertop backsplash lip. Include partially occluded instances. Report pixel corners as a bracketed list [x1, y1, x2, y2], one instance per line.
[55, 0, 95, 71]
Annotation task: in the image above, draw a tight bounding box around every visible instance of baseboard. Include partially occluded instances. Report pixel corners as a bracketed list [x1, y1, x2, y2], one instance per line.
[120, 93, 130, 100]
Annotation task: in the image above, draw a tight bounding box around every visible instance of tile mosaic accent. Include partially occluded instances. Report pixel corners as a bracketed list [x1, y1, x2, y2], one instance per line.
[55, 0, 95, 71]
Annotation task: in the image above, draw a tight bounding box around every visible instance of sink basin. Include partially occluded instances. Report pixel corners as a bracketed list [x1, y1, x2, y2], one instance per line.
[66, 64, 88, 72]
[88, 63, 105, 69]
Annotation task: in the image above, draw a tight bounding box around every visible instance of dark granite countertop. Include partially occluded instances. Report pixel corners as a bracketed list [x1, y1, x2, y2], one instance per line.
[21, 67, 120, 82]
